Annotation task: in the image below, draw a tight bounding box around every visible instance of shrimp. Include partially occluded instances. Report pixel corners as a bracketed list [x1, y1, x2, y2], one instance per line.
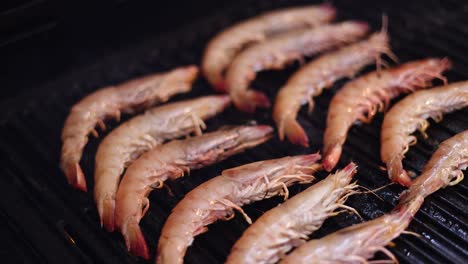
[94, 95, 231, 232]
[274, 30, 392, 146]
[202, 4, 336, 92]
[60, 65, 198, 191]
[400, 130, 468, 204]
[226, 21, 370, 113]
[157, 154, 320, 264]
[381, 82, 468, 186]
[280, 195, 424, 264]
[115, 125, 273, 259]
[226, 162, 358, 264]
[281, 131, 468, 264]
[322, 58, 451, 172]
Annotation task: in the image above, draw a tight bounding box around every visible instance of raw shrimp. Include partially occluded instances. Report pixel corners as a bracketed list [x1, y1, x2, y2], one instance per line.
[282, 131, 468, 264]
[280, 195, 424, 264]
[94, 95, 231, 232]
[226, 162, 358, 264]
[323, 58, 451, 172]
[226, 21, 370, 113]
[381, 82, 468, 186]
[274, 31, 392, 146]
[400, 130, 468, 204]
[115, 125, 273, 259]
[157, 154, 320, 264]
[202, 4, 336, 92]
[60, 65, 198, 191]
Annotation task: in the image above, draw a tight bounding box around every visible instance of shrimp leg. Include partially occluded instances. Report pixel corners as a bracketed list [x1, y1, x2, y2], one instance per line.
[94, 95, 230, 232]
[60, 65, 198, 191]
[202, 4, 336, 91]
[115, 125, 273, 259]
[274, 30, 392, 146]
[226, 21, 370, 113]
[226, 162, 358, 264]
[156, 154, 320, 264]
[381, 82, 468, 186]
[322, 58, 451, 171]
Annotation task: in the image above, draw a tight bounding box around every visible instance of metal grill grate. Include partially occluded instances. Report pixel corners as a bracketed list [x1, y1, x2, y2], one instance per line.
[0, 0, 467, 263]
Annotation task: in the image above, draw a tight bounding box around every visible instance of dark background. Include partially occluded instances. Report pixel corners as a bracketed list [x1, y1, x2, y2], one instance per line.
[1, 0, 235, 102]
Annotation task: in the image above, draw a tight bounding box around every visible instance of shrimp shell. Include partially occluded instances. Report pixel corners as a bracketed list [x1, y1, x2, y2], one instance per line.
[60, 65, 198, 191]
[381, 82, 468, 186]
[202, 4, 336, 91]
[274, 31, 391, 146]
[226, 21, 370, 113]
[322, 58, 451, 172]
[280, 195, 424, 264]
[226, 162, 358, 264]
[400, 130, 468, 204]
[115, 125, 273, 259]
[94, 95, 231, 232]
[156, 154, 320, 264]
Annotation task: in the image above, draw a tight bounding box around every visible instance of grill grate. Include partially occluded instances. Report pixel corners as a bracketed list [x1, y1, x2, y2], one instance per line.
[0, 0, 467, 263]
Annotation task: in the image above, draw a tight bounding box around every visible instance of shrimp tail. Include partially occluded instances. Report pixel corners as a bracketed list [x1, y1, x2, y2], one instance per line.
[235, 90, 271, 113]
[387, 159, 412, 187]
[323, 143, 342, 172]
[283, 116, 309, 147]
[214, 81, 227, 93]
[101, 198, 116, 232]
[65, 163, 87, 192]
[123, 222, 150, 259]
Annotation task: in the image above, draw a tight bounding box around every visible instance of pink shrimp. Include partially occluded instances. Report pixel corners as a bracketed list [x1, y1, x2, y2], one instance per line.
[60, 65, 198, 191]
[202, 4, 336, 92]
[156, 154, 320, 264]
[282, 130, 468, 264]
[226, 21, 370, 113]
[280, 195, 424, 264]
[94, 95, 231, 232]
[226, 162, 358, 264]
[115, 125, 273, 259]
[400, 130, 468, 204]
[381, 82, 468, 186]
[274, 31, 392, 146]
[322, 58, 451, 172]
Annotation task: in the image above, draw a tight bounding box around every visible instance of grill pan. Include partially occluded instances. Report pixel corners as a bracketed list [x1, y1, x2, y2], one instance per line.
[0, 0, 467, 263]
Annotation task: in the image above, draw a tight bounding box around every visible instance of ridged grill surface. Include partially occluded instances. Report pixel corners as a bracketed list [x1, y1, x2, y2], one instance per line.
[0, 0, 467, 263]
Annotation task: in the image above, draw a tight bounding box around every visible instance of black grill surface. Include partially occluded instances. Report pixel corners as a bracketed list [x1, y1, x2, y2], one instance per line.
[1, 0, 467, 263]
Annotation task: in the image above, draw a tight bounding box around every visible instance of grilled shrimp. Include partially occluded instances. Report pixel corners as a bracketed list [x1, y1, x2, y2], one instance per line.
[226, 21, 370, 113]
[94, 96, 230, 232]
[274, 31, 392, 146]
[381, 82, 468, 186]
[226, 162, 358, 264]
[400, 130, 468, 204]
[115, 125, 273, 259]
[280, 195, 424, 264]
[202, 4, 336, 92]
[60, 66, 197, 191]
[282, 131, 468, 264]
[157, 154, 320, 264]
[322, 58, 451, 171]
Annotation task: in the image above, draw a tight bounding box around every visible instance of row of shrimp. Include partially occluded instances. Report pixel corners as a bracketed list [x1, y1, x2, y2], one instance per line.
[60, 64, 276, 258]
[203, 1, 467, 186]
[59, 2, 468, 263]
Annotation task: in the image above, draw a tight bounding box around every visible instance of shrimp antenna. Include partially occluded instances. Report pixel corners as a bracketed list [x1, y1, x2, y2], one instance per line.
[357, 182, 395, 201]
[402, 230, 422, 238]
[380, 14, 399, 62]
[381, 14, 388, 36]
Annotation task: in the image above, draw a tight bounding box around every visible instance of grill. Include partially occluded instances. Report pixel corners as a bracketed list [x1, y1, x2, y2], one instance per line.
[1, 0, 467, 263]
